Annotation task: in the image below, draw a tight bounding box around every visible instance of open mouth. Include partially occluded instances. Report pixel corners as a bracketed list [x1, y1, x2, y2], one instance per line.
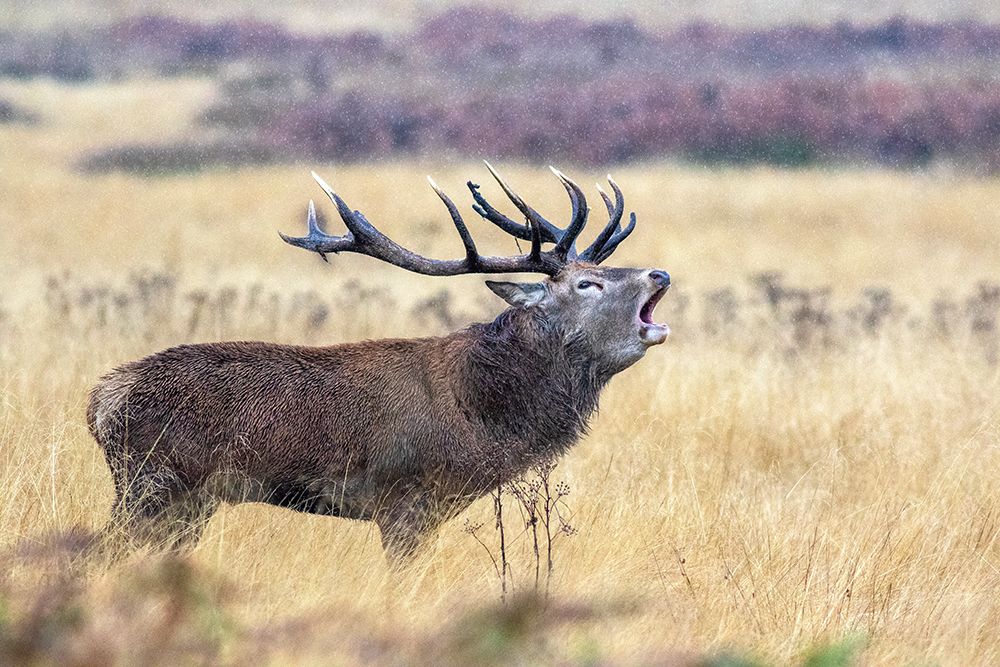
[638, 288, 670, 345]
[639, 288, 665, 325]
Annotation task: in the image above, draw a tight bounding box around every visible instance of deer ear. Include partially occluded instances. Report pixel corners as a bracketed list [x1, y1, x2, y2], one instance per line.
[485, 280, 548, 308]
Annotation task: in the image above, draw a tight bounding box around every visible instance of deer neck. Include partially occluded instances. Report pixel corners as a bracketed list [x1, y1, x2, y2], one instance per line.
[457, 308, 608, 462]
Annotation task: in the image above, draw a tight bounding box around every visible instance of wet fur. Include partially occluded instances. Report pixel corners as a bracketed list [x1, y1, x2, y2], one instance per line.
[88, 306, 611, 560]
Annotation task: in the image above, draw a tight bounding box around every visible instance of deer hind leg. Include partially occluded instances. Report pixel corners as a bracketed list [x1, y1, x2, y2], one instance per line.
[101, 468, 216, 557]
[162, 493, 220, 553]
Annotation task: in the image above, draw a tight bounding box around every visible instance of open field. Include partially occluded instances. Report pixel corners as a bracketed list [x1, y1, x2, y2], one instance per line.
[2, 78, 1000, 664]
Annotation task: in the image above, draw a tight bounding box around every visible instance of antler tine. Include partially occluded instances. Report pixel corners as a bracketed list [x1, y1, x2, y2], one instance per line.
[549, 166, 589, 260]
[279, 199, 333, 262]
[428, 176, 477, 265]
[528, 201, 543, 262]
[482, 160, 563, 242]
[467, 182, 543, 242]
[605, 175, 626, 232]
[594, 212, 637, 264]
[311, 171, 377, 240]
[596, 184, 614, 216]
[580, 174, 628, 262]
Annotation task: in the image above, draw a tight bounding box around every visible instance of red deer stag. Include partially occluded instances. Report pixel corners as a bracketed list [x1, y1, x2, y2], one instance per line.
[88, 163, 671, 562]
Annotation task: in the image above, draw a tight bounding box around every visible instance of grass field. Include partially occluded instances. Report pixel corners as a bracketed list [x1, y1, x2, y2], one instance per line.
[2, 78, 1000, 664]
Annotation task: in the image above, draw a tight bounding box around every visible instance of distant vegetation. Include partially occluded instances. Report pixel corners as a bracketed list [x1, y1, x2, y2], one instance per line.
[3, 9, 1000, 171]
[0, 97, 36, 124]
[36, 269, 1000, 363]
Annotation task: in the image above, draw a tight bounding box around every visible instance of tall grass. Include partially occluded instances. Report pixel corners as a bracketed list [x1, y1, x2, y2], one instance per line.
[0, 78, 999, 664]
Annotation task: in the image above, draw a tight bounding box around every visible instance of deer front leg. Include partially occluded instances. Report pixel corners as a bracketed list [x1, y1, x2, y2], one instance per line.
[376, 489, 438, 566]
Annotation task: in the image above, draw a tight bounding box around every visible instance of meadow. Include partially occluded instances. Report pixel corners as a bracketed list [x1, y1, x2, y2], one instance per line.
[1, 77, 1000, 664]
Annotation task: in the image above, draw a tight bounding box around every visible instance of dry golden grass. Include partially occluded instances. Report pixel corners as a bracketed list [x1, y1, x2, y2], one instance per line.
[2, 78, 1000, 665]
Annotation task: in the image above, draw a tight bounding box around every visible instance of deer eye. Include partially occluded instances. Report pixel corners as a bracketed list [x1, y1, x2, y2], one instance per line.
[576, 280, 602, 291]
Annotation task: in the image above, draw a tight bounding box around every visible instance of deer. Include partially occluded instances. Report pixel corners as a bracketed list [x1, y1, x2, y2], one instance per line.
[87, 162, 671, 563]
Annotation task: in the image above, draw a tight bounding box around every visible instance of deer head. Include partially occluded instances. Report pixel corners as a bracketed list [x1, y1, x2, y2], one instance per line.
[486, 263, 670, 374]
[280, 162, 671, 374]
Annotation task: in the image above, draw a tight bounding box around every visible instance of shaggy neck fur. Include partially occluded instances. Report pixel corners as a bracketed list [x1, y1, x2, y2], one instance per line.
[456, 307, 609, 478]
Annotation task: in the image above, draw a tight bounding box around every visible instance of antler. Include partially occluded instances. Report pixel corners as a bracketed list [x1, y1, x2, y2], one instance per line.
[579, 175, 636, 263]
[280, 163, 638, 276]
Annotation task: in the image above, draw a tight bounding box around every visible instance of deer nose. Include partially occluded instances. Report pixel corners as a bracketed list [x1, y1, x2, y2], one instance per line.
[649, 270, 671, 288]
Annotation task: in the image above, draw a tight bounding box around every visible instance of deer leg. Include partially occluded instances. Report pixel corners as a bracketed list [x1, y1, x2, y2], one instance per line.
[376, 491, 438, 567]
[101, 468, 187, 556]
[162, 493, 220, 553]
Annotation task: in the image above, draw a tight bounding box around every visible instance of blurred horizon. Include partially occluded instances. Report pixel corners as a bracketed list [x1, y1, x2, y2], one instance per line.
[5, 0, 1000, 32]
[3, 4, 1000, 174]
